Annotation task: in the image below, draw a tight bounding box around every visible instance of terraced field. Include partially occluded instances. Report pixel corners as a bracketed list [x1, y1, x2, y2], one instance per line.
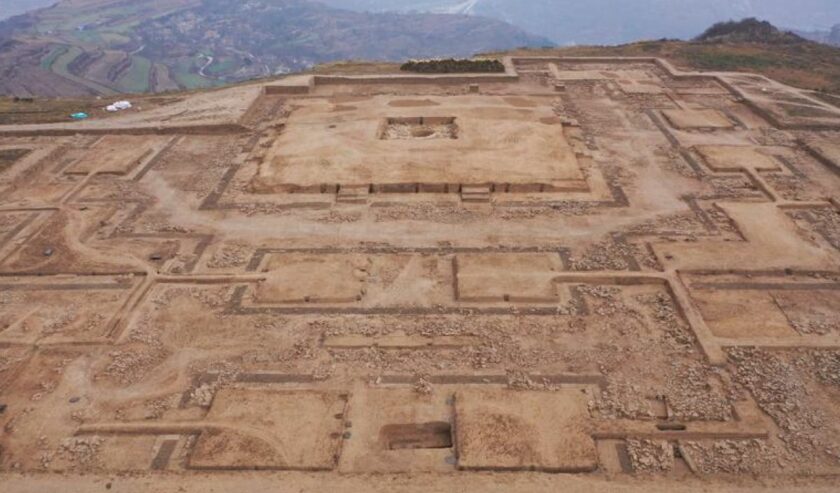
[0, 0, 549, 97]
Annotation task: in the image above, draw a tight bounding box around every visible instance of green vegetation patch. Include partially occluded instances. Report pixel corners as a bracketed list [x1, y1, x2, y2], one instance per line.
[116, 56, 151, 93]
[39, 45, 66, 70]
[72, 29, 104, 45]
[99, 32, 132, 47]
[205, 56, 237, 76]
[172, 64, 217, 90]
[50, 45, 117, 95]
[51, 45, 82, 76]
[400, 58, 505, 74]
[683, 49, 782, 71]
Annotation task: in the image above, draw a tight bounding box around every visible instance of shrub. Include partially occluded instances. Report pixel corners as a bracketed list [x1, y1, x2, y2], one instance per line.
[400, 58, 505, 74]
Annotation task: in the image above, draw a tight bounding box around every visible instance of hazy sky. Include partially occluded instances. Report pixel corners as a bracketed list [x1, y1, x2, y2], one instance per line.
[5, 0, 840, 43]
[2, 1, 56, 20]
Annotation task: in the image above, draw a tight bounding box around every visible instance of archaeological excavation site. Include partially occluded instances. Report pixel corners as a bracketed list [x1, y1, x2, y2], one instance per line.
[1, 56, 840, 492]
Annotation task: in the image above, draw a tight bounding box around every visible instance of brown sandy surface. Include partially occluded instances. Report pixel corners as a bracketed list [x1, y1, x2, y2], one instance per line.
[1, 56, 840, 492]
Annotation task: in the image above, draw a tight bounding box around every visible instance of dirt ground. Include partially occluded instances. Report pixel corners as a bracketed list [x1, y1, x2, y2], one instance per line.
[1, 56, 840, 492]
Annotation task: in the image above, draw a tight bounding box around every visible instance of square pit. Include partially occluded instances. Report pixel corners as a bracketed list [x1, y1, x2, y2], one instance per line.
[339, 388, 454, 473]
[454, 388, 597, 472]
[768, 290, 840, 335]
[189, 389, 347, 470]
[690, 289, 797, 338]
[379, 116, 459, 140]
[695, 145, 781, 172]
[662, 109, 734, 130]
[454, 253, 566, 303]
[0, 276, 137, 344]
[65, 135, 164, 175]
[251, 95, 585, 193]
[254, 254, 370, 304]
[612, 70, 666, 94]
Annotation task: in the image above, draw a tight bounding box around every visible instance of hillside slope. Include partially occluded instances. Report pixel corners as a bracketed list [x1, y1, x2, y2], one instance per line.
[0, 0, 550, 96]
[696, 18, 806, 44]
[3, 19, 840, 126]
[493, 27, 840, 94]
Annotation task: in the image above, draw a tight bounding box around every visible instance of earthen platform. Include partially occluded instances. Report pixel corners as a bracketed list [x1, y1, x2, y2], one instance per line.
[1, 56, 840, 493]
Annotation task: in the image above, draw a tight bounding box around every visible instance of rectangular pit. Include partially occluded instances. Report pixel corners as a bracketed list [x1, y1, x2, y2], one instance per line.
[64, 135, 166, 175]
[662, 109, 735, 130]
[381, 422, 453, 450]
[338, 388, 455, 473]
[454, 253, 567, 303]
[189, 389, 347, 470]
[379, 117, 458, 140]
[454, 388, 598, 472]
[695, 145, 782, 172]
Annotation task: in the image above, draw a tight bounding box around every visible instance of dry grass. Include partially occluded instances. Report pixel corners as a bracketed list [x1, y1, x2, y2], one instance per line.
[0, 94, 183, 125]
[307, 60, 402, 75]
[493, 40, 840, 94]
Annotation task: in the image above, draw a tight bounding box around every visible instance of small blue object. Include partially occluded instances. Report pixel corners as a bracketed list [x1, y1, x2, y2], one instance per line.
[70, 112, 89, 120]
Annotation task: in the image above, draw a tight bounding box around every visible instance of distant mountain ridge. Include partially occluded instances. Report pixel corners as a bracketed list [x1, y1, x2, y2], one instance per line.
[321, 0, 840, 45]
[0, 0, 550, 96]
[797, 24, 840, 47]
